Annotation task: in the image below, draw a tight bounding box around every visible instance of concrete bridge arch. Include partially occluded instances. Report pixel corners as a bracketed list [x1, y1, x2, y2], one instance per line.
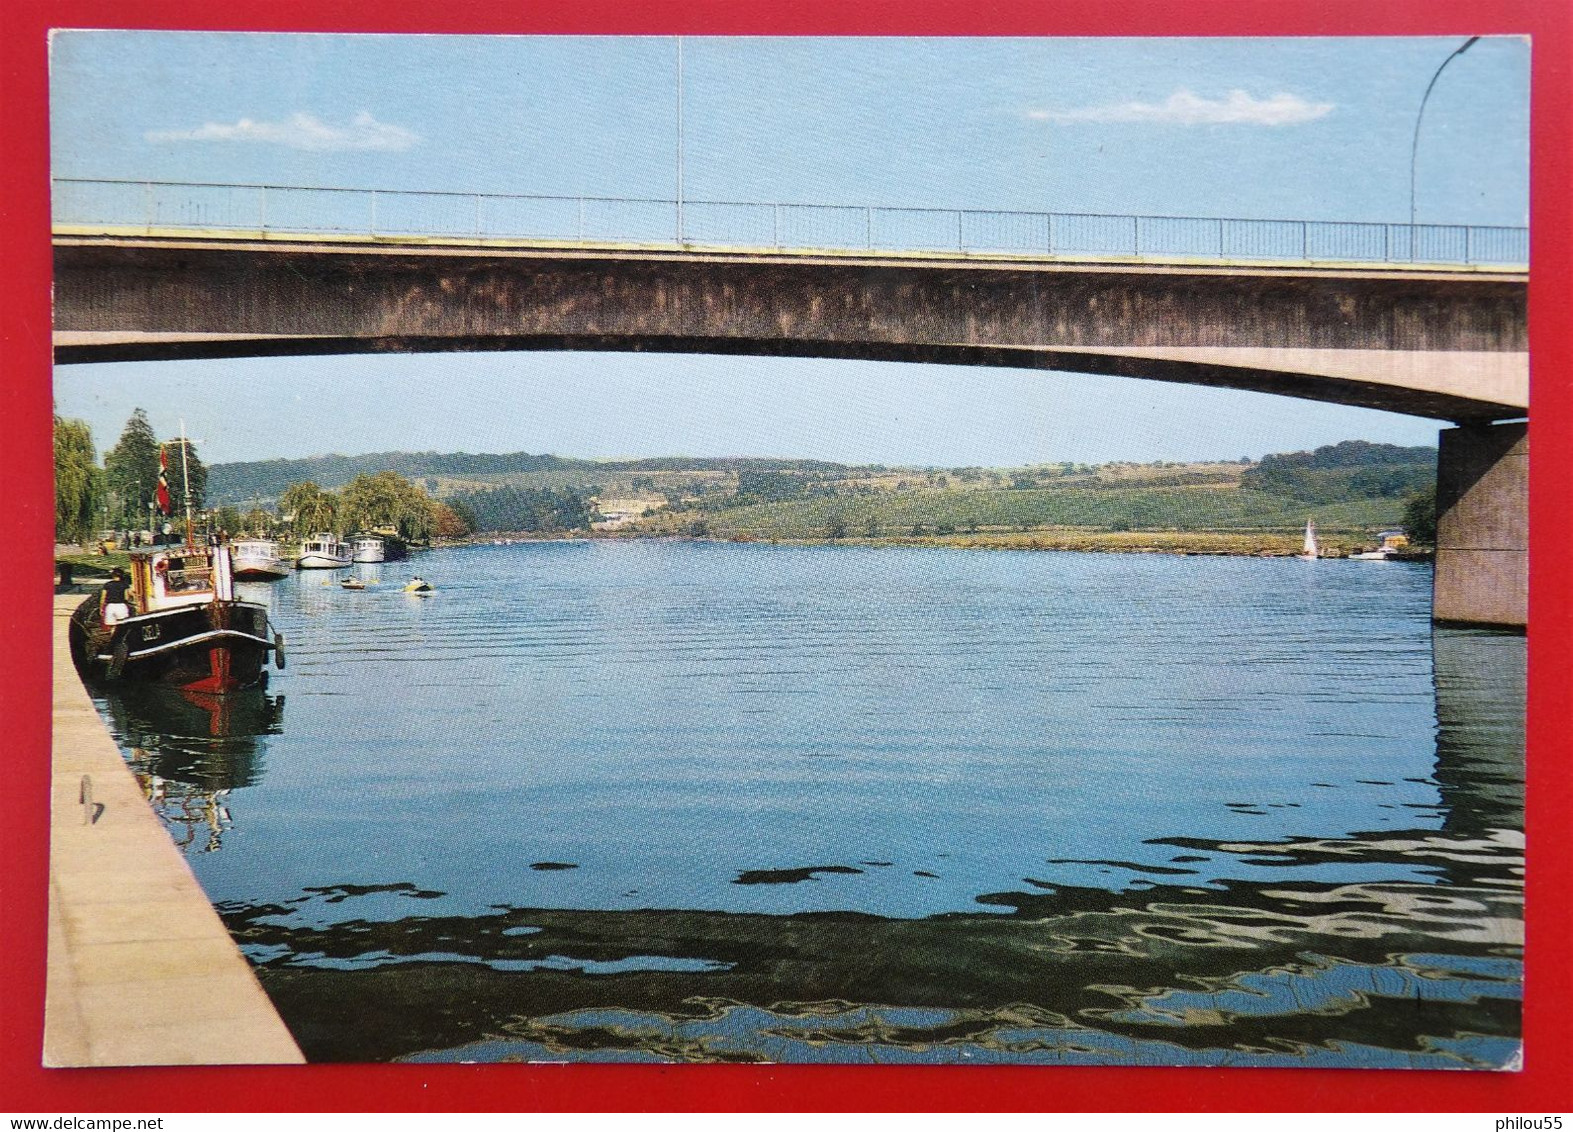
[52, 232, 1529, 626]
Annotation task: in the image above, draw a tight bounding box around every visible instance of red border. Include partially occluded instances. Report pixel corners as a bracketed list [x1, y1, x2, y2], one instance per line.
[3, 0, 1569, 1113]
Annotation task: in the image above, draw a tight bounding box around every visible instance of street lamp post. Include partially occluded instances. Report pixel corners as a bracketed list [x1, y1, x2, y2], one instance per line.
[1409, 36, 1480, 241]
[676, 36, 685, 245]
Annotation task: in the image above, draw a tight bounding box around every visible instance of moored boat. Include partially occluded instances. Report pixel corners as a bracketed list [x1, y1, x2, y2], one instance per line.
[372, 528, 409, 561]
[351, 534, 386, 563]
[69, 541, 283, 694]
[1349, 529, 1410, 561]
[296, 533, 351, 569]
[232, 538, 290, 580]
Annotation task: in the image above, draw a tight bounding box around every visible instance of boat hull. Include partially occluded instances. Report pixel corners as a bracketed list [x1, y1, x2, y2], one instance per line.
[296, 553, 352, 569]
[70, 597, 276, 694]
[234, 563, 291, 580]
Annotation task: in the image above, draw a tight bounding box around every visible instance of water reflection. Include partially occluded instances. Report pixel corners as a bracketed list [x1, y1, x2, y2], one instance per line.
[222, 828, 1520, 1064]
[1433, 628, 1525, 836]
[227, 626, 1519, 1065]
[99, 683, 283, 853]
[95, 544, 1524, 1066]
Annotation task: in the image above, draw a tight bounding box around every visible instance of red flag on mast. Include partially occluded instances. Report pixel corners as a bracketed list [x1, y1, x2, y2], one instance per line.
[156, 445, 172, 515]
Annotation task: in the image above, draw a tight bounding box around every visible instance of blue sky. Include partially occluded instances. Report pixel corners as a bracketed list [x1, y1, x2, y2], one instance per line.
[50, 33, 1530, 466]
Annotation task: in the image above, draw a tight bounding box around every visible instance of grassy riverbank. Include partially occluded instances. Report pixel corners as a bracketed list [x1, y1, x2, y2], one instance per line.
[598, 526, 1425, 558]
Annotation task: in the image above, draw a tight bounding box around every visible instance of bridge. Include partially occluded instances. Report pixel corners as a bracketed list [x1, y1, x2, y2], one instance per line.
[52, 180, 1530, 627]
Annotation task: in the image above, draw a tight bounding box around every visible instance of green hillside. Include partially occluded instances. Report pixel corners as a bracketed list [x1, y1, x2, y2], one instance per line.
[207, 451, 862, 506]
[207, 450, 588, 504]
[643, 486, 1408, 540]
[206, 439, 1436, 542]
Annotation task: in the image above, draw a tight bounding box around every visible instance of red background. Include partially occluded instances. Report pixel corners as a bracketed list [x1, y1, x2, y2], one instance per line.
[3, 0, 1569, 1113]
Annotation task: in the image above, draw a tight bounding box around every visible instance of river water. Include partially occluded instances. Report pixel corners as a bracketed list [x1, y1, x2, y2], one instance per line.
[93, 540, 1524, 1066]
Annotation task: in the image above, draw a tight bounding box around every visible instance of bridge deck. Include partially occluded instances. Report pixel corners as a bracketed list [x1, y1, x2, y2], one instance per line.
[52, 224, 1530, 277]
[53, 230, 1529, 421]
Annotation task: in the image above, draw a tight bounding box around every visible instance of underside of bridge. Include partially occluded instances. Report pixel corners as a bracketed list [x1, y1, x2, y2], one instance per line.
[53, 234, 1530, 627]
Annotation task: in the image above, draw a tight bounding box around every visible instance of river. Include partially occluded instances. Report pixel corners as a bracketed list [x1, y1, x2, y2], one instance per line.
[91, 540, 1524, 1066]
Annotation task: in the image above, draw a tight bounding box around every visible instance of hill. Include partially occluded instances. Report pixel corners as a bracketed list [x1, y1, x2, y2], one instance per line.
[207, 451, 863, 506]
[630, 440, 1437, 541]
[1240, 440, 1435, 503]
[206, 440, 1436, 540]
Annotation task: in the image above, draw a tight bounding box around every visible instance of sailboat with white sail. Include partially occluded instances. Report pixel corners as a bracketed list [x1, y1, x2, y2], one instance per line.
[1298, 520, 1319, 560]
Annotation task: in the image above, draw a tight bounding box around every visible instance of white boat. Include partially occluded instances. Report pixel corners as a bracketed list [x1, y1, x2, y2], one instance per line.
[1349, 529, 1409, 561]
[351, 535, 386, 563]
[231, 538, 289, 580]
[1297, 520, 1319, 561]
[296, 533, 351, 569]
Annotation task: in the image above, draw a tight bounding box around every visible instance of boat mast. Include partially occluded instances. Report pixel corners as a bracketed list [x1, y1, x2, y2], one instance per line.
[179, 418, 195, 546]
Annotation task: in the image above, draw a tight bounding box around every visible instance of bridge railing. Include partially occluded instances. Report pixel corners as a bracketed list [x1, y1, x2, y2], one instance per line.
[51, 178, 1529, 267]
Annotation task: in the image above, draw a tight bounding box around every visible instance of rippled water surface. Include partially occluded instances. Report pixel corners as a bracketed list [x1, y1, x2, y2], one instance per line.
[95, 541, 1524, 1065]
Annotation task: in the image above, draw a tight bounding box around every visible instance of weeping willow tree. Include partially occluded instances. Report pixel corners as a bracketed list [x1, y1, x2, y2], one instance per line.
[339, 471, 438, 541]
[279, 480, 339, 536]
[54, 413, 101, 545]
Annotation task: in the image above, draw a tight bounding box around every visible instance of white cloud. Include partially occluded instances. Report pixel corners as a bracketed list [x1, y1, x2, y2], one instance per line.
[1028, 89, 1334, 127]
[146, 111, 419, 152]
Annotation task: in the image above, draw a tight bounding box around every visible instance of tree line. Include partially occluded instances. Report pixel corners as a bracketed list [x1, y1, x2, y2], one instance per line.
[1240, 441, 1436, 503]
[445, 484, 595, 533]
[207, 449, 587, 505]
[276, 472, 473, 540]
[53, 407, 210, 544]
[50, 407, 482, 545]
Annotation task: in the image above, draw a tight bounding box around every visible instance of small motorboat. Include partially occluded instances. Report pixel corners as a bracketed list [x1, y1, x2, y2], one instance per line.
[1349, 530, 1410, 561]
[340, 577, 368, 590]
[403, 577, 434, 594]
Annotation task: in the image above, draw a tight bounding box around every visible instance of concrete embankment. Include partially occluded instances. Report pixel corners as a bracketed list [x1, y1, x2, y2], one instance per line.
[45, 594, 303, 1065]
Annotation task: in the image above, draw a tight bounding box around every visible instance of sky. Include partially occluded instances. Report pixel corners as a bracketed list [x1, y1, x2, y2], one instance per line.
[49, 33, 1530, 467]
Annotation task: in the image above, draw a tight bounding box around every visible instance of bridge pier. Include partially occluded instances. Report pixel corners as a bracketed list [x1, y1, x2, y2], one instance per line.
[1434, 421, 1527, 629]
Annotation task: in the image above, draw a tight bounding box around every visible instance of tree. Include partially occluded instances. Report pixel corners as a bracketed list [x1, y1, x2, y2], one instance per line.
[432, 501, 472, 539]
[242, 507, 276, 535]
[445, 485, 592, 533]
[54, 414, 100, 545]
[736, 470, 808, 502]
[164, 437, 207, 515]
[279, 481, 338, 536]
[214, 505, 243, 536]
[103, 408, 160, 528]
[1402, 486, 1438, 545]
[447, 498, 478, 534]
[340, 471, 438, 540]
